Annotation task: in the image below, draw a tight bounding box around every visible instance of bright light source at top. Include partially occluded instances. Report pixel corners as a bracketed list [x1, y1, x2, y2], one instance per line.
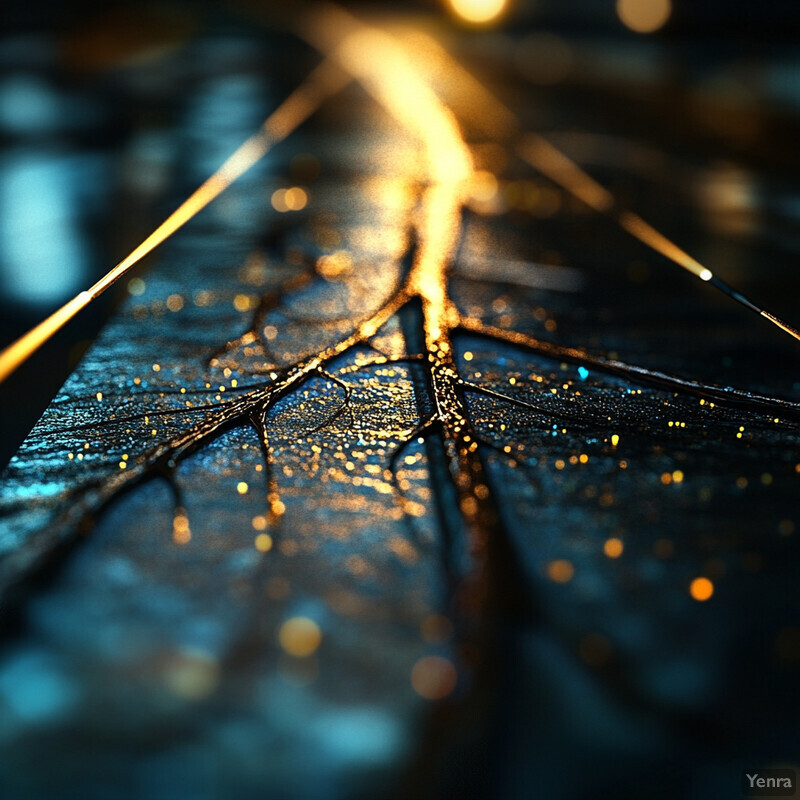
[616, 0, 671, 33]
[448, 0, 507, 26]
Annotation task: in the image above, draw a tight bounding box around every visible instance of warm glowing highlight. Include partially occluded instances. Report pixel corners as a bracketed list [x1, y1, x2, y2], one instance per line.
[520, 134, 615, 213]
[305, 9, 472, 186]
[617, 0, 672, 33]
[0, 61, 347, 384]
[618, 212, 709, 280]
[603, 537, 624, 558]
[279, 617, 322, 657]
[689, 576, 714, 601]
[448, 0, 507, 25]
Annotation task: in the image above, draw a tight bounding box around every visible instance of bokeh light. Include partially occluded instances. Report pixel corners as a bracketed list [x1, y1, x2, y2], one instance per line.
[616, 0, 672, 33]
[689, 577, 714, 602]
[546, 559, 575, 583]
[271, 186, 308, 212]
[279, 617, 322, 657]
[603, 537, 624, 558]
[447, 0, 507, 26]
[411, 656, 458, 700]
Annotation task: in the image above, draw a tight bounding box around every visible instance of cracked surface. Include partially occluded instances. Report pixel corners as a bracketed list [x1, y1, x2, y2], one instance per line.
[1, 8, 800, 800]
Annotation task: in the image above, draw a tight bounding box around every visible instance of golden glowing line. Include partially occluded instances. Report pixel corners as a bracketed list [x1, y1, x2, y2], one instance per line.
[617, 212, 710, 280]
[760, 311, 800, 343]
[520, 136, 710, 279]
[304, 7, 471, 186]
[0, 292, 94, 384]
[303, 8, 472, 338]
[518, 138, 713, 279]
[520, 134, 615, 214]
[520, 138, 800, 341]
[389, 26, 518, 140]
[0, 61, 348, 385]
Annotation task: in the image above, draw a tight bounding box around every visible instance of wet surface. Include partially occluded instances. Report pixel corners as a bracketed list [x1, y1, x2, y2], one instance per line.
[1, 5, 800, 799]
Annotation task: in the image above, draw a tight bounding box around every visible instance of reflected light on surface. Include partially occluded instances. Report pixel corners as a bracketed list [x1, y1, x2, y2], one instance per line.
[468, 170, 499, 203]
[312, 16, 471, 186]
[616, 0, 672, 33]
[304, 6, 474, 353]
[392, 27, 517, 140]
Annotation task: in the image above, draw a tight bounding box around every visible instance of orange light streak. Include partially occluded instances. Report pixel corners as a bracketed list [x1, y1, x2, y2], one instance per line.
[390, 26, 517, 139]
[617, 211, 710, 280]
[304, 7, 473, 344]
[0, 60, 348, 384]
[520, 135, 711, 280]
[305, 8, 472, 186]
[520, 136, 800, 340]
[520, 134, 615, 214]
[393, 30, 799, 343]
[760, 310, 800, 342]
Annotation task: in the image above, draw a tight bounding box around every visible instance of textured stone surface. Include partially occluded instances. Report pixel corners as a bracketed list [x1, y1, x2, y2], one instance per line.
[1, 12, 800, 800]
